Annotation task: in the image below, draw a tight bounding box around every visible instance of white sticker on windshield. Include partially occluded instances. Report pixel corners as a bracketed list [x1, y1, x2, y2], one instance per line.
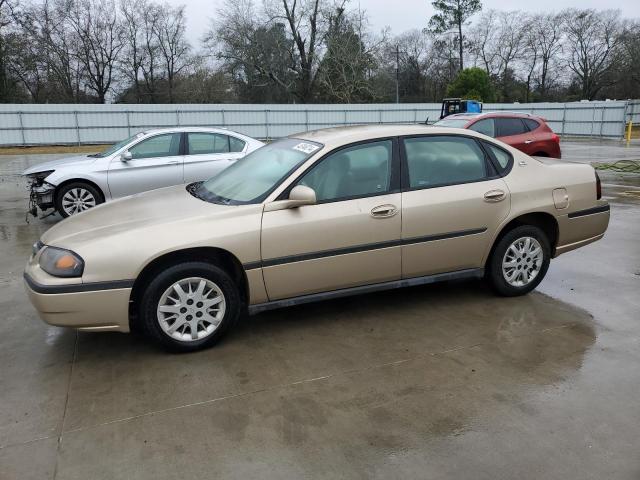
[293, 142, 320, 154]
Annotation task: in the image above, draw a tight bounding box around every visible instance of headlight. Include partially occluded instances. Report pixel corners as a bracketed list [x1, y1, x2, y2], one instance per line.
[28, 170, 54, 186]
[39, 246, 84, 277]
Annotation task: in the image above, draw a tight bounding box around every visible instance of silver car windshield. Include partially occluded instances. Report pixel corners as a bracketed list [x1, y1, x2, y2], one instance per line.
[193, 138, 323, 205]
[89, 133, 144, 158]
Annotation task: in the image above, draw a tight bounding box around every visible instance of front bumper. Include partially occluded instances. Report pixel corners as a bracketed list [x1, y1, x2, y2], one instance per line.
[24, 273, 132, 332]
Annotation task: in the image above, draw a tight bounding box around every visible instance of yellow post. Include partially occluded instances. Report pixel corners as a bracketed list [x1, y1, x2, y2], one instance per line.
[626, 120, 633, 143]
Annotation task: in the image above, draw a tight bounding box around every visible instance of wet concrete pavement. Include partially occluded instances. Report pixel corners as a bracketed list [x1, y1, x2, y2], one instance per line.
[0, 141, 639, 479]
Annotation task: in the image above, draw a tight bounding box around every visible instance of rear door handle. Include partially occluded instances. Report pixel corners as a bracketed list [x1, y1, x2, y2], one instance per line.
[524, 139, 533, 144]
[484, 190, 506, 202]
[370, 204, 398, 218]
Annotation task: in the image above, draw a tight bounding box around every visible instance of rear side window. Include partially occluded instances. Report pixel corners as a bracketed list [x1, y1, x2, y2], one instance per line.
[482, 141, 513, 172]
[229, 136, 246, 153]
[403, 136, 487, 188]
[468, 118, 495, 137]
[495, 118, 527, 137]
[187, 133, 230, 155]
[523, 118, 540, 131]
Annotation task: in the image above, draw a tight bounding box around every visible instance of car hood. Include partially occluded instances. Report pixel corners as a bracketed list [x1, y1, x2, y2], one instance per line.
[22, 155, 98, 176]
[41, 184, 242, 247]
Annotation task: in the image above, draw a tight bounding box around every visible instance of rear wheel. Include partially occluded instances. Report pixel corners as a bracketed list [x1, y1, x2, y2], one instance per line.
[487, 225, 551, 296]
[139, 262, 241, 352]
[56, 181, 104, 217]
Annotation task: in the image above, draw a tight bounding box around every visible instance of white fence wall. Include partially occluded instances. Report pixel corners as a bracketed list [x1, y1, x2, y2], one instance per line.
[0, 101, 637, 146]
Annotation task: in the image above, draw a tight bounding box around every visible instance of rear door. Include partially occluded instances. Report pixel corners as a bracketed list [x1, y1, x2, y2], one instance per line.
[183, 132, 246, 183]
[400, 135, 511, 279]
[495, 117, 532, 153]
[108, 132, 183, 198]
[260, 139, 402, 300]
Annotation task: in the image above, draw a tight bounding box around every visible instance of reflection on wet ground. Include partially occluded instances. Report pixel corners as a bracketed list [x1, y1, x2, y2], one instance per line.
[1, 143, 639, 479]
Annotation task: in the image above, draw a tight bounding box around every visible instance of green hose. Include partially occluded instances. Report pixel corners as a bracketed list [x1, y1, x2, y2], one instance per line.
[594, 160, 640, 173]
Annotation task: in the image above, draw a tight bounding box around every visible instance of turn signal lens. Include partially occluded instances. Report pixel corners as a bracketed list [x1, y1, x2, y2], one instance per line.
[55, 255, 78, 270]
[39, 246, 84, 278]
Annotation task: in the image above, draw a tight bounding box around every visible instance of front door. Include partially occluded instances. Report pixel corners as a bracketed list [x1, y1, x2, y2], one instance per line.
[108, 132, 184, 198]
[261, 139, 402, 301]
[400, 135, 511, 278]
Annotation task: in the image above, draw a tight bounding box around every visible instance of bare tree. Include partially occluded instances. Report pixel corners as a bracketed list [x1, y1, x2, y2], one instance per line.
[531, 13, 564, 99]
[119, 0, 146, 102]
[563, 9, 623, 100]
[67, 0, 124, 103]
[468, 10, 500, 77]
[493, 11, 527, 101]
[153, 2, 190, 103]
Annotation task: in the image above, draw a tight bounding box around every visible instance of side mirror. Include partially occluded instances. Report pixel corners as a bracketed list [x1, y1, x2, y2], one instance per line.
[264, 185, 316, 212]
[120, 151, 132, 162]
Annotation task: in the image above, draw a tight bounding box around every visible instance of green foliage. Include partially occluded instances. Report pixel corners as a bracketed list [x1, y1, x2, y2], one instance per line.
[446, 67, 495, 102]
[428, 0, 482, 34]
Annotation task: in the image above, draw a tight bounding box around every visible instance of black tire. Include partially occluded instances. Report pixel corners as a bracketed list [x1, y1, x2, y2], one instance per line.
[139, 261, 241, 352]
[486, 225, 551, 297]
[55, 181, 104, 218]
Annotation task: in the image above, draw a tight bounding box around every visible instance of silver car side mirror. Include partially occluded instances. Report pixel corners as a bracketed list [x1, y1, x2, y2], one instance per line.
[120, 151, 132, 162]
[264, 185, 316, 212]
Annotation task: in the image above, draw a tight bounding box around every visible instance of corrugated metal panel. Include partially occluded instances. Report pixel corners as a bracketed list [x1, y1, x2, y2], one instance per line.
[0, 101, 632, 146]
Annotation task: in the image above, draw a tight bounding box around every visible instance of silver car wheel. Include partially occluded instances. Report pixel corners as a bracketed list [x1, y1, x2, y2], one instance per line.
[502, 236, 544, 287]
[61, 187, 97, 216]
[157, 277, 226, 342]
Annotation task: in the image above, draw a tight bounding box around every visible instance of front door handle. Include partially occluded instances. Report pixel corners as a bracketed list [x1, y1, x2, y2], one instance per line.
[484, 190, 506, 202]
[370, 204, 398, 218]
[524, 139, 533, 144]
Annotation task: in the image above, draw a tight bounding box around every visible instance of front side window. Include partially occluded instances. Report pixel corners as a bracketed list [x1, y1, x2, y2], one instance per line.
[187, 133, 230, 155]
[297, 140, 393, 202]
[495, 118, 527, 137]
[129, 133, 181, 159]
[404, 136, 487, 188]
[468, 118, 495, 137]
[194, 138, 321, 204]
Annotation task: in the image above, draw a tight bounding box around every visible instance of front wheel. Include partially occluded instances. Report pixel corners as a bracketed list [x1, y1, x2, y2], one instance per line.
[56, 182, 104, 217]
[487, 225, 551, 296]
[139, 262, 241, 352]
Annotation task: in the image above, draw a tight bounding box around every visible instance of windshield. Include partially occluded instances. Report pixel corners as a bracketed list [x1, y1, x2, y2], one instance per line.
[89, 133, 144, 158]
[434, 119, 471, 128]
[193, 138, 323, 205]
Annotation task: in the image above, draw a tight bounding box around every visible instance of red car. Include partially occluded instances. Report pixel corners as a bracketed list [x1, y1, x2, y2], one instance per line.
[435, 112, 561, 158]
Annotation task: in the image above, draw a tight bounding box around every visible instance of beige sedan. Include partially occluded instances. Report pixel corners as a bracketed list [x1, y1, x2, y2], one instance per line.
[24, 125, 610, 351]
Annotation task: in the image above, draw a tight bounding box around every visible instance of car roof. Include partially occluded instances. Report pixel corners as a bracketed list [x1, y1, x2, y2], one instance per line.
[291, 124, 488, 149]
[445, 111, 542, 120]
[140, 126, 249, 137]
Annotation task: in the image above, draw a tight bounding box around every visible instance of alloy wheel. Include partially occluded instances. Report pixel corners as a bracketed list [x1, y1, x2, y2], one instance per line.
[61, 187, 97, 216]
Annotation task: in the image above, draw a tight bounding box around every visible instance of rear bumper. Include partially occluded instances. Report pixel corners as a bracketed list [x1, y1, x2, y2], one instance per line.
[554, 203, 610, 257]
[24, 273, 131, 332]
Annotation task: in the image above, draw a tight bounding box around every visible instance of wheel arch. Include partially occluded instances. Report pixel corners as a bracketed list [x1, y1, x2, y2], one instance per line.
[55, 178, 106, 202]
[128, 247, 249, 331]
[485, 212, 559, 266]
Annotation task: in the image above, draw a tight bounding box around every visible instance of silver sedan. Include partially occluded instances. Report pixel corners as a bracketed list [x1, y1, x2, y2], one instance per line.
[23, 127, 264, 218]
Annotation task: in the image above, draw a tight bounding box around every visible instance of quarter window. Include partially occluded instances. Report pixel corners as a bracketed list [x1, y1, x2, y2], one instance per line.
[495, 117, 527, 137]
[404, 136, 487, 188]
[523, 118, 540, 131]
[468, 118, 495, 137]
[187, 133, 231, 155]
[129, 133, 181, 159]
[482, 141, 512, 171]
[298, 140, 393, 202]
[229, 136, 246, 153]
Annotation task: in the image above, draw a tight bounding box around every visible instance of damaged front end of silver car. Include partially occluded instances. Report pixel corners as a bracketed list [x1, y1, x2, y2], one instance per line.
[26, 170, 56, 219]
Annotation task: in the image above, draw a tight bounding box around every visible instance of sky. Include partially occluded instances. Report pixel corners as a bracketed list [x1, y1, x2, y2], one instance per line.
[182, 0, 640, 46]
